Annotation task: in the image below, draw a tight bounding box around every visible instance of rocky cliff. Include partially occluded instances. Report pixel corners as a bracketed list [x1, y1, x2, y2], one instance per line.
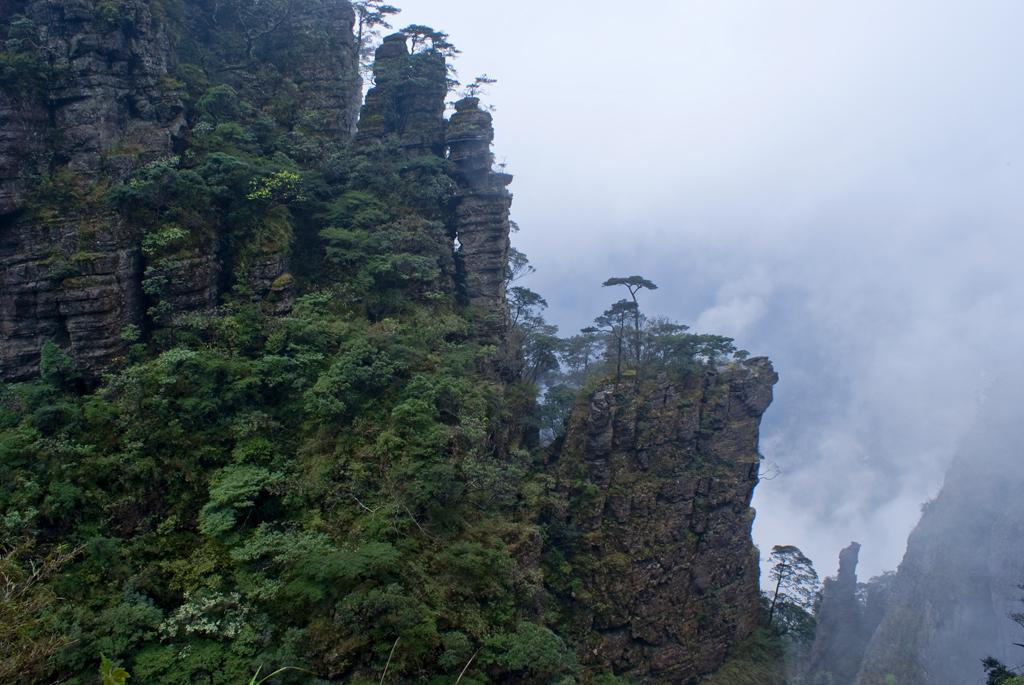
[356, 32, 446, 154]
[0, 4, 783, 682]
[0, 0, 183, 380]
[546, 359, 778, 684]
[446, 95, 513, 334]
[356, 35, 513, 338]
[855, 391, 1024, 685]
[1, 5, 517, 381]
[0, 0, 361, 381]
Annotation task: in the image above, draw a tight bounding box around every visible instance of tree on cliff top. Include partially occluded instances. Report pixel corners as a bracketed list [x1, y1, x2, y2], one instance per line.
[353, 1, 401, 75]
[592, 299, 638, 382]
[401, 24, 460, 58]
[603, 275, 657, 360]
[401, 24, 461, 90]
[463, 74, 497, 99]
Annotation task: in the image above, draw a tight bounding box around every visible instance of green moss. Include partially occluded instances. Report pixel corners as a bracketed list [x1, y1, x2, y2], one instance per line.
[269, 273, 294, 291]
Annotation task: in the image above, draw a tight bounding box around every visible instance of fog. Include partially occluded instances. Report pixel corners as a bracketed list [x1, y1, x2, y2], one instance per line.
[853, 375, 1024, 683]
[394, 0, 1024, 578]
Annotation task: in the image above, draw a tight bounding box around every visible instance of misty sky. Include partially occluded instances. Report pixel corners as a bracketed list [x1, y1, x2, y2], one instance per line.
[392, 1, 1024, 579]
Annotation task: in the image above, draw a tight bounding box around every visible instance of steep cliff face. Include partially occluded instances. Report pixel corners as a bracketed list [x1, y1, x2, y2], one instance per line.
[547, 359, 778, 684]
[0, 0, 183, 380]
[0, 6, 785, 682]
[0, 0, 360, 381]
[356, 37, 512, 338]
[0, 8, 515, 382]
[356, 32, 447, 154]
[447, 96, 512, 335]
[855, 396, 1024, 685]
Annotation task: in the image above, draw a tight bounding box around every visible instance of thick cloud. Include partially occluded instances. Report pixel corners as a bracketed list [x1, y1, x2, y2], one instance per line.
[394, 0, 1024, 577]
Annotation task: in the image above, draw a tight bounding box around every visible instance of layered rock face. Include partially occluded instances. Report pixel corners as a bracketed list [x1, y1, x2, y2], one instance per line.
[0, 0, 184, 380]
[2, 8, 514, 381]
[548, 359, 778, 684]
[0, 0, 360, 380]
[273, 0, 363, 138]
[804, 543, 875, 685]
[447, 96, 512, 335]
[356, 41, 513, 338]
[356, 33, 447, 154]
[854, 394, 1024, 685]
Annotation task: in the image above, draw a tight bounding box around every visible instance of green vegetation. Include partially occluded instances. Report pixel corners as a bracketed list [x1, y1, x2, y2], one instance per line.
[100, 655, 130, 685]
[353, 1, 401, 76]
[0, 4, 766, 683]
[463, 74, 497, 99]
[0, 544, 81, 683]
[528, 272, 747, 442]
[765, 545, 819, 636]
[0, 10, 553, 681]
[0, 242, 555, 683]
[984, 659, 1024, 685]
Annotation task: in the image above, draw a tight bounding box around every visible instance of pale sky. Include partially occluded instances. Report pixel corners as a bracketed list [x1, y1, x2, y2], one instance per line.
[391, 0, 1024, 579]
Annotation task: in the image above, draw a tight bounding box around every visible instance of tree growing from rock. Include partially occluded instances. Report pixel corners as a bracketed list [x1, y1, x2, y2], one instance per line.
[353, 1, 401, 76]
[401, 24, 459, 57]
[509, 285, 562, 383]
[506, 246, 535, 285]
[602, 275, 657, 360]
[463, 73, 497, 98]
[766, 544, 820, 627]
[400, 24, 461, 90]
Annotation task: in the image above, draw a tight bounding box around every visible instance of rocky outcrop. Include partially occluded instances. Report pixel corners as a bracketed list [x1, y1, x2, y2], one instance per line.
[356, 40, 514, 338]
[804, 543, 871, 685]
[0, 0, 183, 380]
[356, 33, 447, 154]
[0, 212, 146, 380]
[152, 253, 221, 316]
[547, 359, 778, 684]
[0, 0, 359, 380]
[274, 0, 362, 138]
[447, 97, 512, 336]
[185, 0, 361, 141]
[854, 389, 1024, 685]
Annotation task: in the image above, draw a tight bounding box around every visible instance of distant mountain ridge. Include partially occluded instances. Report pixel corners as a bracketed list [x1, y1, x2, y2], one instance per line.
[853, 393, 1024, 685]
